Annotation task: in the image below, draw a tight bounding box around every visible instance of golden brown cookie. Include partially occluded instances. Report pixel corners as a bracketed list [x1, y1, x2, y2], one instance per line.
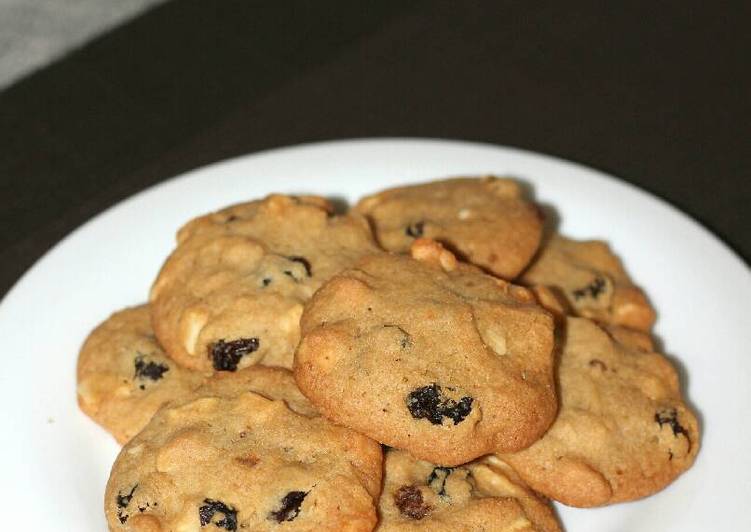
[150, 194, 379, 372]
[498, 317, 699, 507]
[355, 176, 543, 279]
[377, 449, 560, 531]
[519, 234, 656, 331]
[294, 239, 556, 466]
[105, 371, 382, 531]
[76, 305, 205, 444]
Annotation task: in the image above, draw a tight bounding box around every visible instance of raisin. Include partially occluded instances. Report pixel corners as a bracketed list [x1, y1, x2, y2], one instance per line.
[407, 385, 443, 424]
[406, 384, 473, 425]
[199, 499, 238, 531]
[405, 221, 425, 238]
[209, 338, 260, 372]
[261, 277, 272, 287]
[588, 359, 608, 371]
[572, 276, 607, 300]
[443, 396, 473, 424]
[426, 467, 453, 497]
[655, 408, 688, 439]
[225, 215, 238, 223]
[394, 485, 432, 520]
[134, 356, 169, 382]
[116, 485, 138, 525]
[116, 485, 137, 508]
[285, 256, 312, 277]
[269, 491, 308, 522]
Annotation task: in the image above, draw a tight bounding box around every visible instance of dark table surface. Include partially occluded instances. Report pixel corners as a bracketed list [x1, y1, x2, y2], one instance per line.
[1, 0, 748, 299]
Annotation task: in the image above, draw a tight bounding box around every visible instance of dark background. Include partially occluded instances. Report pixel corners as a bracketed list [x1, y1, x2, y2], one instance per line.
[1, 0, 748, 298]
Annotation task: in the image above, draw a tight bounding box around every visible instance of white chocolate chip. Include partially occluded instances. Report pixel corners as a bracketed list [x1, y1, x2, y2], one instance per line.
[506, 517, 534, 531]
[126, 443, 145, 455]
[180, 308, 209, 356]
[438, 250, 458, 272]
[469, 462, 523, 498]
[480, 327, 508, 357]
[410, 239, 457, 271]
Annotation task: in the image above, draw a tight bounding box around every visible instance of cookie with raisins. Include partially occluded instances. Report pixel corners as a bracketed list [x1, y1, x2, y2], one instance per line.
[519, 234, 656, 331]
[355, 176, 543, 279]
[377, 449, 560, 531]
[105, 371, 382, 531]
[294, 239, 556, 465]
[77, 304, 205, 444]
[77, 305, 315, 444]
[150, 194, 379, 372]
[498, 317, 699, 507]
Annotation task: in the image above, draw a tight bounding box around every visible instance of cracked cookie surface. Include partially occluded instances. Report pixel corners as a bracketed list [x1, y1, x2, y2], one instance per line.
[105, 370, 382, 531]
[377, 449, 560, 531]
[294, 239, 556, 465]
[77, 304, 205, 444]
[519, 234, 656, 331]
[498, 317, 699, 507]
[150, 194, 379, 372]
[355, 176, 543, 279]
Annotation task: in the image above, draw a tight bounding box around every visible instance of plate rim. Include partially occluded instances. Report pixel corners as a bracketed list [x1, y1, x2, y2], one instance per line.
[1, 137, 749, 530]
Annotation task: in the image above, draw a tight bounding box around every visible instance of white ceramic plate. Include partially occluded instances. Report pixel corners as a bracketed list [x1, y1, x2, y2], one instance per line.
[1, 139, 748, 531]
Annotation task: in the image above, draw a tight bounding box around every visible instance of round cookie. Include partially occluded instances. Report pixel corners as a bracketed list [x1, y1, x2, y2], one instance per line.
[150, 194, 379, 372]
[355, 176, 543, 279]
[377, 449, 560, 531]
[498, 317, 699, 507]
[76, 305, 205, 444]
[294, 239, 557, 465]
[519, 234, 656, 331]
[105, 372, 383, 531]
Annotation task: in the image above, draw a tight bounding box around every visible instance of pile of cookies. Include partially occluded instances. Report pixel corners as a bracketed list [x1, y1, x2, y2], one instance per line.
[77, 177, 699, 531]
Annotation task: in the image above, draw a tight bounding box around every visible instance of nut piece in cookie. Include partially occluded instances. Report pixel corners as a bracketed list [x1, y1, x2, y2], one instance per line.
[377, 449, 560, 531]
[105, 370, 382, 531]
[355, 176, 543, 279]
[150, 194, 379, 372]
[499, 317, 699, 507]
[519, 234, 656, 331]
[76, 304, 205, 444]
[294, 239, 557, 465]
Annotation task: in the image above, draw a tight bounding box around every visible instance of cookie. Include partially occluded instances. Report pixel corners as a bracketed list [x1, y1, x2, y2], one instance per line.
[294, 239, 556, 465]
[519, 234, 656, 331]
[76, 305, 205, 444]
[105, 372, 382, 531]
[355, 176, 543, 279]
[377, 449, 560, 531]
[498, 317, 699, 507]
[150, 194, 379, 372]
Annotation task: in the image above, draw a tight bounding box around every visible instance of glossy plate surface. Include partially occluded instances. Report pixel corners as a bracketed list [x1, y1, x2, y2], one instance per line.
[1, 139, 748, 530]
